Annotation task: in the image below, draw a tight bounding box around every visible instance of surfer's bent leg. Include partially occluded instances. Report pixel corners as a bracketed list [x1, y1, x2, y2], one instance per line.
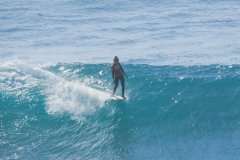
[120, 75, 125, 98]
[113, 77, 120, 95]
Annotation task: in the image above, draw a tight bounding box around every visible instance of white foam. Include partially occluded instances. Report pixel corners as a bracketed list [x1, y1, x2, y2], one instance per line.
[0, 61, 36, 90]
[44, 79, 108, 117]
[0, 61, 109, 117]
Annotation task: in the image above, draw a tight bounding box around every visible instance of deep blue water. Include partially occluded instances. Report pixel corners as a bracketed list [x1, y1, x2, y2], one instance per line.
[1, 0, 240, 65]
[1, 0, 240, 159]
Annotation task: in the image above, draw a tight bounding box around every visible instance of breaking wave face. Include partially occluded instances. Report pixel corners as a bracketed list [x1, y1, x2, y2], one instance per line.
[1, 61, 240, 159]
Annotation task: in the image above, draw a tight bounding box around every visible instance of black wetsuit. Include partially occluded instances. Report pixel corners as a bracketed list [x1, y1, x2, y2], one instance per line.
[111, 62, 126, 97]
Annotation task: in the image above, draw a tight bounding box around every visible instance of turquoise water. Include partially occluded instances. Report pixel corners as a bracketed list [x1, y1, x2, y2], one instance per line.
[1, 62, 240, 159]
[1, 0, 240, 159]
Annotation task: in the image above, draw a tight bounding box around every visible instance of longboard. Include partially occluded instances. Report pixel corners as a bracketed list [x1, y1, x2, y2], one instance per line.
[89, 87, 125, 100]
[109, 95, 126, 100]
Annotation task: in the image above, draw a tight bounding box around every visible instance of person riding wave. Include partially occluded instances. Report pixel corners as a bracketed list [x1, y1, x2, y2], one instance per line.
[110, 56, 128, 99]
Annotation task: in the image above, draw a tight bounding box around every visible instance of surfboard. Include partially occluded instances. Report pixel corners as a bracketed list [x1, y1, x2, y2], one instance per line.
[109, 95, 125, 100]
[88, 87, 125, 100]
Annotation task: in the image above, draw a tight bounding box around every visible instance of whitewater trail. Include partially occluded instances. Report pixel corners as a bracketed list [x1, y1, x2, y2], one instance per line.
[0, 61, 114, 118]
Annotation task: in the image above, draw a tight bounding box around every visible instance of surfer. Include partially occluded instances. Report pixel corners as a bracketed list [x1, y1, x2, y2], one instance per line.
[111, 56, 128, 99]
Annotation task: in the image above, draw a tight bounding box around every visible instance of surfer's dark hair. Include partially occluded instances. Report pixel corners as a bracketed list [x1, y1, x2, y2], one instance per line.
[114, 56, 119, 62]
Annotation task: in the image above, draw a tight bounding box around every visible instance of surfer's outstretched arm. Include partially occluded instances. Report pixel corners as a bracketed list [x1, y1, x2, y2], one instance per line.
[111, 71, 114, 80]
[120, 64, 128, 78]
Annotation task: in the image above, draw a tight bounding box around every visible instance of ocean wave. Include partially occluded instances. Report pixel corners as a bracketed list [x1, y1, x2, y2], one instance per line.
[1, 61, 240, 159]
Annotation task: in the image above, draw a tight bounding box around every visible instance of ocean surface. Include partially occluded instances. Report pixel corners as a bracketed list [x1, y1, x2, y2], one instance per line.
[1, 0, 240, 159]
